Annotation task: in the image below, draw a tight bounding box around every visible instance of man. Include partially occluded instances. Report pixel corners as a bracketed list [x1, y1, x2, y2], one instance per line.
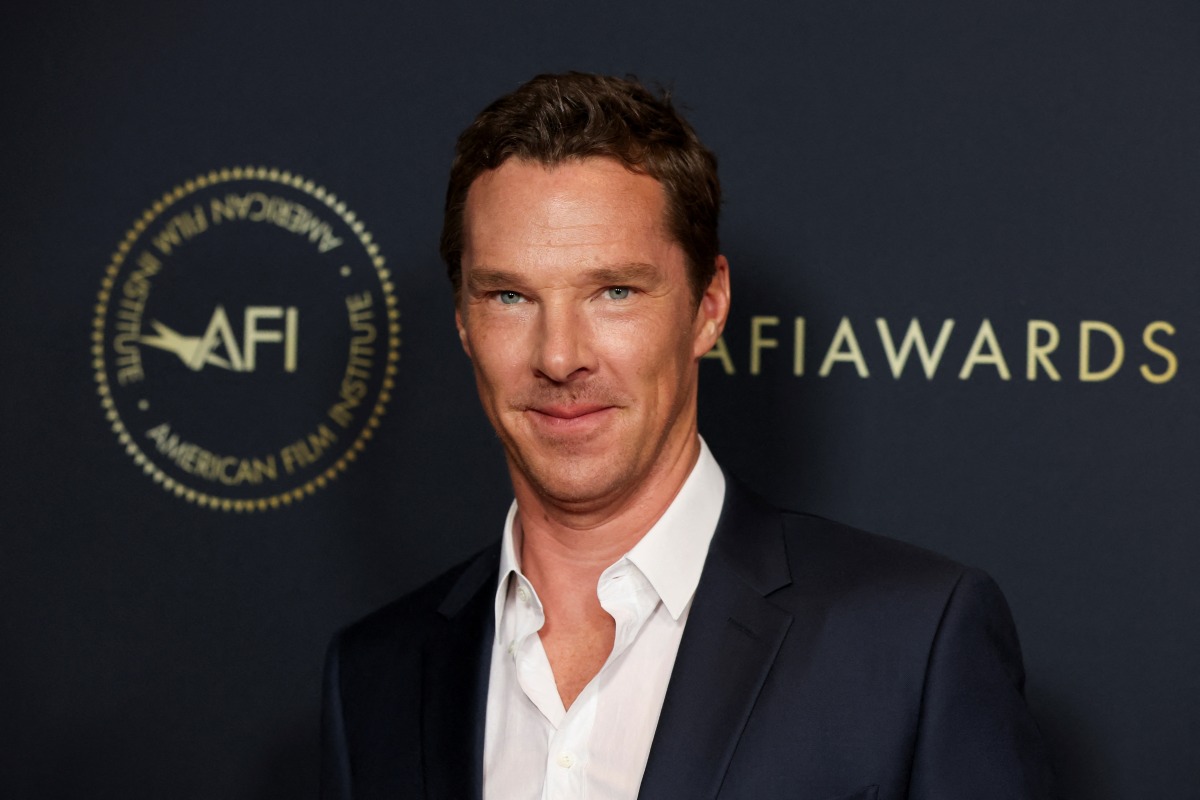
[321, 72, 1057, 799]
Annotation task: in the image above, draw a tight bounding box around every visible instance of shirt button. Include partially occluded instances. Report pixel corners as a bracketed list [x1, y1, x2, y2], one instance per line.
[517, 586, 529, 603]
[507, 640, 517, 655]
[556, 752, 575, 769]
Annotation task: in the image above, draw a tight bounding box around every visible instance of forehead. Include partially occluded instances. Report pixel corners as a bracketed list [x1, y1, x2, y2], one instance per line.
[461, 157, 676, 266]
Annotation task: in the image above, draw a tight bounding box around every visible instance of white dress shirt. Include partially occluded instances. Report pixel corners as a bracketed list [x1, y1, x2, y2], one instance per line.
[483, 439, 726, 800]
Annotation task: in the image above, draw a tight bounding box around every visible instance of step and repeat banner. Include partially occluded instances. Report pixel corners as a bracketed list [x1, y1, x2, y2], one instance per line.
[3, 2, 1196, 798]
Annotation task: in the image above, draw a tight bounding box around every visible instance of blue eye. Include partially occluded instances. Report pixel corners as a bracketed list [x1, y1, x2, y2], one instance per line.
[605, 287, 631, 300]
[498, 291, 524, 305]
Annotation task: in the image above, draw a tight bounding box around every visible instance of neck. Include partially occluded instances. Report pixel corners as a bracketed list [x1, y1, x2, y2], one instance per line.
[513, 433, 702, 595]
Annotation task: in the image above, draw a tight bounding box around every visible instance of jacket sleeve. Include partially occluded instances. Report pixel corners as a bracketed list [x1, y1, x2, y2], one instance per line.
[320, 632, 354, 800]
[907, 568, 1059, 799]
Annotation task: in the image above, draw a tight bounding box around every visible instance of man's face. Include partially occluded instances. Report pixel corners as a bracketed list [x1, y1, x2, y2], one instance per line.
[456, 157, 728, 510]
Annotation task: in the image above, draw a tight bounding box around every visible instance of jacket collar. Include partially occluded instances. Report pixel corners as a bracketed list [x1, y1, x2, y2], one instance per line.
[638, 477, 795, 798]
[422, 545, 498, 800]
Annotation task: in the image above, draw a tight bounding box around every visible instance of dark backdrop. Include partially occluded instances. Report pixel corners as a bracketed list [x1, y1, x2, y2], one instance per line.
[2, 1, 1197, 798]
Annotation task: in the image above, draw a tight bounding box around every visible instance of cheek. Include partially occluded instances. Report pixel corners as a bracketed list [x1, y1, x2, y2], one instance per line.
[618, 319, 695, 389]
[468, 322, 531, 394]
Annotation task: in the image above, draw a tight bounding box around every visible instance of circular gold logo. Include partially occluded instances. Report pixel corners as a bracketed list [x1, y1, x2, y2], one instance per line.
[92, 167, 400, 511]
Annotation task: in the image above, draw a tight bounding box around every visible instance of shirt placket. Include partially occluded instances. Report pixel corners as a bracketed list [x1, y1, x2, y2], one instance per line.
[508, 562, 660, 800]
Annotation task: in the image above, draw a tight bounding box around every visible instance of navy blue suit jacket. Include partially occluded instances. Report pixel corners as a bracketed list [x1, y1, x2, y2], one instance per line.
[321, 479, 1057, 799]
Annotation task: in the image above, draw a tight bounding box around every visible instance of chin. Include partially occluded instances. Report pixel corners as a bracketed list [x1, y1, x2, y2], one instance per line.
[521, 451, 634, 507]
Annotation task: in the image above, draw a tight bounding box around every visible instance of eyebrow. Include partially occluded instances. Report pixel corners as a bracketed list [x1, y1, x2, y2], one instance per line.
[465, 262, 662, 293]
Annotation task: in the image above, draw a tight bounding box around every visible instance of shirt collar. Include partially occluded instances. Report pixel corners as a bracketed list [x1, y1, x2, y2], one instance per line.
[624, 437, 724, 619]
[494, 499, 523, 640]
[493, 437, 726, 633]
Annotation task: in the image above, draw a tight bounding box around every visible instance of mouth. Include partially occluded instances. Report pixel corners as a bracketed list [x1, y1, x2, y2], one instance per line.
[530, 402, 613, 420]
[523, 402, 618, 436]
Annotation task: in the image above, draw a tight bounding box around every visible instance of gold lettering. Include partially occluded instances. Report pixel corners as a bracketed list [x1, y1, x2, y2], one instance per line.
[959, 319, 1011, 380]
[329, 294, 377, 426]
[116, 364, 144, 385]
[151, 205, 207, 255]
[210, 194, 239, 223]
[109, 251, 163, 385]
[819, 317, 869, 378]
[793, 317, 805, 376]
[231, 456, 277, 485]
[1140, 321, 1177, 384]
[1079, 321, 1124, 381]
[193, 305, 245, 371]
[134, 250, 162, 278]
[876, 318, 954, 379]
[285, 307, 299, 371]
[245, 192, 270, 221]
[318, 227, 343, 253]
[143, 423, 274, 485]
[703, 336, 736, 375]
[267, 196, 292, 227]
[346, 292, 372, 315]
[242, 306, 299, 372]
[286, 203, 315, 235]
[280, 425, 337, 474]
[1026, 320, 1062, 381]
[146, 423, 170, 446]
[749, 316, 779, 375]
[209, 192, 345, 250]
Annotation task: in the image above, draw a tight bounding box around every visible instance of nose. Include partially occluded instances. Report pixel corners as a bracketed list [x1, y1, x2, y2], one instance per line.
[532, 300, 594, 383]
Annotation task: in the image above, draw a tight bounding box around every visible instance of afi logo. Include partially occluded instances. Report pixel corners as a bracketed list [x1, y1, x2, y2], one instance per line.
[142, 305, 299, 372]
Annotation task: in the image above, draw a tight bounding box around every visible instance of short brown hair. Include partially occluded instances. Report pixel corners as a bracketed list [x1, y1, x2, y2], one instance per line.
[440, 72, 721, 304]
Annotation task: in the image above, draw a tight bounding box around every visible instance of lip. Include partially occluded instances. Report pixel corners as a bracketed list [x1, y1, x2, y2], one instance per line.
[530, 403, 613, 420]
[525, 403, 616, 434]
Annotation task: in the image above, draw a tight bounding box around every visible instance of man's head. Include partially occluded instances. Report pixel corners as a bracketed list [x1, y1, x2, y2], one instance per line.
[440, 72, 721, 306]
[446, 73, 730, 513]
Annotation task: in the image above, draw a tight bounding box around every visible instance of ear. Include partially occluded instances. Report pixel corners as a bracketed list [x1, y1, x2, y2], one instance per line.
[691, 255, 731, 359]
[455, 305, 472, 358]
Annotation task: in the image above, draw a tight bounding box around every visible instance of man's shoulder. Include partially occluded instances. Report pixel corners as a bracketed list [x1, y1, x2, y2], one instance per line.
[717, 483, 1020, 676]
[783, 508, 966, 584]
[722, 479, 986, 611]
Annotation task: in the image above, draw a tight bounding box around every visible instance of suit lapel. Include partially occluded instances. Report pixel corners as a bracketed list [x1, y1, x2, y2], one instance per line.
[420, 546, 498, 800]
[639, 479, 794, 799]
